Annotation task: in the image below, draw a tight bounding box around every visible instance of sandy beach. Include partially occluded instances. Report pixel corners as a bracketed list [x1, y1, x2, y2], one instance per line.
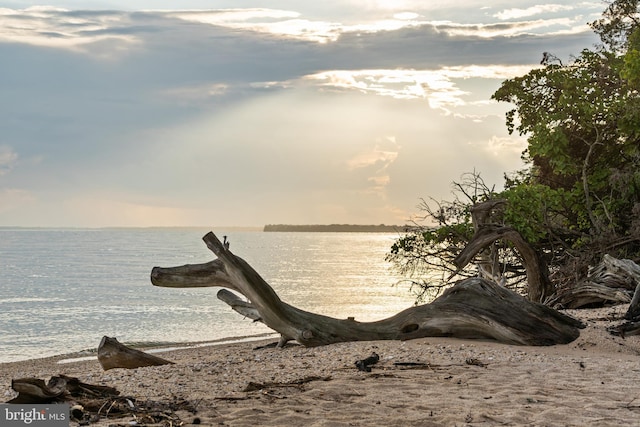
[3, 305, 640, 426]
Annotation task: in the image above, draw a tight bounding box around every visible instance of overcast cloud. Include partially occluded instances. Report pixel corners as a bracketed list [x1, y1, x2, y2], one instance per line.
[0, 1, 602, 227]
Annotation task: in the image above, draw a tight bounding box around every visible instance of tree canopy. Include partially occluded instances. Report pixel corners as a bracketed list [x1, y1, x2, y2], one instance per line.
[388, 0, 640, 304]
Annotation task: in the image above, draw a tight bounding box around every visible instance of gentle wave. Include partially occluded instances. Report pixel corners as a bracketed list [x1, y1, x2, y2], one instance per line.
[0, 297, 66, 304]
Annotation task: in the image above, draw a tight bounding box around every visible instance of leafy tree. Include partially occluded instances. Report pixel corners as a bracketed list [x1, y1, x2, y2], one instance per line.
[389, 0, 640, 302]
[493, 0, 640, 258]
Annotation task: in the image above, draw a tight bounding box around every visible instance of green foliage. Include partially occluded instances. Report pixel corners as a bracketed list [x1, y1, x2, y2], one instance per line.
[389, 0, 640, 303]
[622, 46, 640, 86]
[500, 183, 567, 244]
[491, 0, 640, 243]
[620, 29, 640, 90]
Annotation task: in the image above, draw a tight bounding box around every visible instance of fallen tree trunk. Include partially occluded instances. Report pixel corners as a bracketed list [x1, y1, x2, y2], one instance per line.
[151, 232, 583, 347]
[548, 254, 640, 311]
[97, 336, 174, 371]
[547, 281, 631, 309]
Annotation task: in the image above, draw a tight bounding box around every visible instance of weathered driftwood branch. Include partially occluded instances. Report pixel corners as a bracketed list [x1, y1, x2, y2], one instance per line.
[7, 374, 119, 404]
[97, 336, 174, 371]
[217, 288, 262, 321]
[548, 254, 640, 311]
[548, 281, 631, 309]
[453, 225, 554, 303]
[151, 231, 584, 347]
[8, 378, 67, 403]
[607, 256, 640, 320]
[468, 200, 508, 284]
[597, 255, 640, 337]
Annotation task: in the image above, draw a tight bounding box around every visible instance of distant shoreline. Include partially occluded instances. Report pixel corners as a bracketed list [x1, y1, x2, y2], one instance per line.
[263, 224, 412, 232]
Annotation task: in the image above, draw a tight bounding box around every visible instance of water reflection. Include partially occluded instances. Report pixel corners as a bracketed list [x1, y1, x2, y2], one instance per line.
[0, 229, 414, 362]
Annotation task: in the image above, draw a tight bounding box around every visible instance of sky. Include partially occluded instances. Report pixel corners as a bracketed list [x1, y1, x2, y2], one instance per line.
[0, 1, 603, 227]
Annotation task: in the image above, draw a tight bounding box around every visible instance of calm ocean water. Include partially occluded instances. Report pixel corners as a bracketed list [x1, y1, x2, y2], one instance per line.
[0, 228, 415, 363]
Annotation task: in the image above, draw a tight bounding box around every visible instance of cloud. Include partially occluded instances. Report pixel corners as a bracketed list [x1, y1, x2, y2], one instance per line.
[394, 12, 419, 20]
[0, 6, 139, 53]
[0, 146, 18, 176]
[347, 138, 399, 170]
[303, 65, 535, 113]
[0, 3, 596, 54]
[436, 17, 589, 38]
[181, 9, 590, 42]
[347, 137, 400, 196]
[477, 135, 528, 157]
[158, 83, 230, 105]
[0, 2, 603, 226]
[167, 8, 301, 24]
[494, 4, 576, 20]
[167, 8, 343, 43]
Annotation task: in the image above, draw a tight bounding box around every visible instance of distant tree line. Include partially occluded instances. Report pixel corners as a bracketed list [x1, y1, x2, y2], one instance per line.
[264, 224, 412, 232]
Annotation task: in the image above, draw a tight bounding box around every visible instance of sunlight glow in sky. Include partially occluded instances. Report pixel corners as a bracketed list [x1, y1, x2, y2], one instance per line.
[0, 1, 602, 227]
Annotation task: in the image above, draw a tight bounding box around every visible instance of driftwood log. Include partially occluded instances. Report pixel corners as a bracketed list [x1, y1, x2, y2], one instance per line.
[150, 232, 584, 347]
[97, 336, 174, 371]
[548, 254, 640, 311]
[624, 257, 640, 320]
[6, 375, 191, 425]
[7, 374, 119, 404]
